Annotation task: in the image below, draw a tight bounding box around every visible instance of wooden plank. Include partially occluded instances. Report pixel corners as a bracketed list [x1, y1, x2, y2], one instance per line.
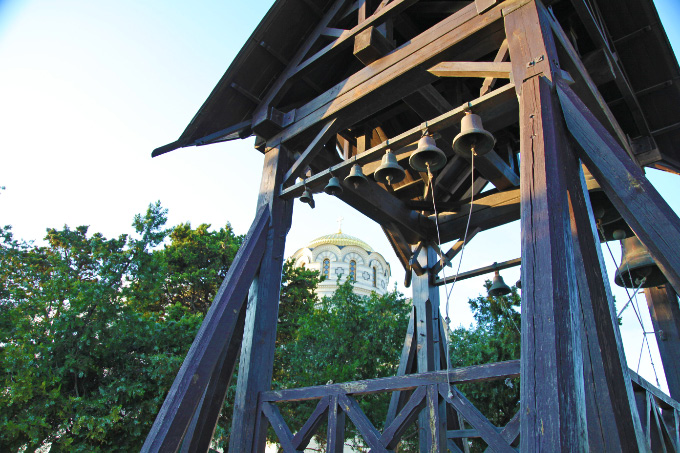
[179, 305, 246, 453]
[277, 83, 517, 200]
[475, 0, 497, 14]
[354, 25, 395, 66]
[261, 360, 520, 402]
[338, 394, 387, 452]
[428, 61, 511, 78]
[141, 206, 270, 453]
[381, 386, 427, 449]
[556, 79, 680, 294]
[283, 118, 339, 185]
[326, 395, 346, 453]
[252, 0, 349, 134]
[480, 39, 508, 96]
[381, 223, 413, 271]
[425, 384, 447, 452]
[229, 146, 295, 452]
[540, 2, 637, 160]
[268, 0, 515, 147]
[441, 386, 514, 452]
[644, 285, 680, 401]
[291, 397, 330, 449]
[565, 142, 647, 451]
[261, 403, 297, 453]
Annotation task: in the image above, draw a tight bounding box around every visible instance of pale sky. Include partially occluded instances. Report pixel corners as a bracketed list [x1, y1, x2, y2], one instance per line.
[1, 0, 679, 392]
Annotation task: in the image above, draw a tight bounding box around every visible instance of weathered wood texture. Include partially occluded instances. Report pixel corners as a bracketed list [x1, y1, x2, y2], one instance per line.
[229, 146, 294, 453]
[428, 61, 512, 78]
[565, 142, 646, 451]
[141, 206, 270, 452]
[506, 2, 587, 449]
[556, 78, 680, 295]
[644, 285, 680, 401]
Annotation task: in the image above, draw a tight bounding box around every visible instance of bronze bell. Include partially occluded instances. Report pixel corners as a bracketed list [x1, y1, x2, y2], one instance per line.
[488, 270, 512, 297]
[409, 133, 447, 173]
[345, 163, 368, 189]
[589, 191, 633, 242]
[614, 236, 666, 288]
[452, 111, 495, 157]
[324, 176, 343, 196]
[374, 150, 406, 186]
[299, 188, 315, 209]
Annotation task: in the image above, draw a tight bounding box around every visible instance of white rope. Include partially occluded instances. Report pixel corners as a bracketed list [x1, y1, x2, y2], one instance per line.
[428, 150, 476, 398]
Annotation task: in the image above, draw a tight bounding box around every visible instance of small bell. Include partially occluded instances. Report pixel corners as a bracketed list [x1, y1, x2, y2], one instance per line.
[452, 111, 495, 157]
[324, 176, 343, 196]
[345, 163, 368, 189]
[488, 270, 511, 297]
[409, 133, 447, 173]
[374, 150, 405, 186]
[614, 236, 666, 288]
[299, 188, 315, 209]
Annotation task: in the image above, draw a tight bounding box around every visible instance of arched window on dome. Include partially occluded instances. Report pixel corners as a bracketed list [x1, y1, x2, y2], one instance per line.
[322, 258, 330, 279]
[349, 260, 356, 282]
[372, 267, 377, 287]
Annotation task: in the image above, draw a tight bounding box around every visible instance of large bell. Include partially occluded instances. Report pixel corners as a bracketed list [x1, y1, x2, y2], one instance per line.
[488, 270, 512, 297]
[324, 176, 343, 196]
[614, 236, 666, 288]
[452, 111, 495, 157]
[374, 150, 406, 186]
[590, 191, 633, 242]
[299, 188, 315, 209]
[409, 133, 447, 173]
[345, 163, 368, 189]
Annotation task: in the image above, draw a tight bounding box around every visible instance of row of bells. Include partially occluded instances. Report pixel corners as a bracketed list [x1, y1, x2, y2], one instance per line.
[299, 111, 495, 203]
[485, 234, 667, 297]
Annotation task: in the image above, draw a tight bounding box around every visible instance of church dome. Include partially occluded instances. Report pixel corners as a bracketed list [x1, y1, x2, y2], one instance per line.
[306, 232, 373, 251]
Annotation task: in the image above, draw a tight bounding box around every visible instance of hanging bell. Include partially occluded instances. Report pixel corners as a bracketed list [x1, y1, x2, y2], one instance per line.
[324, 176, 343, 196]
[614, 236, 666, 288]
[374, 150, 405, 186]
[452, 111, 495, 157]
[488, 270, 512, 297]
[345, 163, 368, 189]
[299, 188, 315, 209]
[409, 133, 447, 173]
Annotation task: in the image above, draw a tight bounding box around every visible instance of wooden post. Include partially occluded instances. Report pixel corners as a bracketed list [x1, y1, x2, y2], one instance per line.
[644, 284, 680, 400]
[565, 152, 646, 451]
[411, 244, 447, 452]
[229, 146, 294, 452]
[505, 2, 588, 449]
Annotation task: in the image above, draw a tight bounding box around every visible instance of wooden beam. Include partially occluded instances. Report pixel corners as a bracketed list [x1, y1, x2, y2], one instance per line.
[278, 83, 517, 200]
[480, 39, 509, 96]
[428, 61, 512, 78]
[381, 386, 427, 449]
[381, 223, 412, 270]
[434, 256, 520, 286]
[267, 0, 515, 147]
[291, 397, 330, 449]
[431, 226, 480, 275]
[506, 2, 587, 448]
[141, 206, 270, 452]
[229, 146, 295, 452]
[283, 118, 339, 185]
[354, 25, 395, 65]
[565, 144, 647, 451]
[261, 360, 520, 402]
[326, 395, 346, 453]
[261, 403, 297, 453]
[385, 308, 417, 426]
[557, 79, 680, 294]
[644, 285, 680, 401]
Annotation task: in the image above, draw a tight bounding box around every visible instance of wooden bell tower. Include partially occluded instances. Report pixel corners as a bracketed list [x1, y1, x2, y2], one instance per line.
[143, 0, 680, 451]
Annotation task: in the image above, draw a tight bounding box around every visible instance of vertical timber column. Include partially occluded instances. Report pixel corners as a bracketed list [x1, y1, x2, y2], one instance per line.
[644, 284, 680, 400]
[412, 244, 446, 452]
[229, 146, 293, 453]
[505, 1, 587, 450]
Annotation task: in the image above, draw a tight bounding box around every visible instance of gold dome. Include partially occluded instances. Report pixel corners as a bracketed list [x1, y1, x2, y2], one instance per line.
[306, 232, 373, 251]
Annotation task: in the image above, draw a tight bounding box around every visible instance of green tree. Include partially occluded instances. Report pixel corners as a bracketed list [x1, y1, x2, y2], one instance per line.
[448, 281, 521, 451]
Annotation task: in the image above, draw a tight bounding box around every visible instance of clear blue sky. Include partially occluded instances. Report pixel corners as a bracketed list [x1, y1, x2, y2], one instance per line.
[1, 0, 679, 390]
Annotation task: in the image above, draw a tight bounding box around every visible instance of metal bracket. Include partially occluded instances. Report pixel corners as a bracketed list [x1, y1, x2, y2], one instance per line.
[527, 55, 545, 68]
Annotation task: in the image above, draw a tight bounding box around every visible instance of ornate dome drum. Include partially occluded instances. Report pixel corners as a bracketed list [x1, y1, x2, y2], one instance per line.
[290, 229, 391, 298]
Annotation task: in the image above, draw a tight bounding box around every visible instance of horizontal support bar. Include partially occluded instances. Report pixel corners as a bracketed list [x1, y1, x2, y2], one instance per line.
[261, 360, 520, 403]
[434, 257, 521, 286]
[428, 61, 512, 78]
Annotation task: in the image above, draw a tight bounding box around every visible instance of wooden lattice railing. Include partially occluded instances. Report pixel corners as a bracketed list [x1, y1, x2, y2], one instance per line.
[256, 361, 521, 452]
[256, 361, 680, 452]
